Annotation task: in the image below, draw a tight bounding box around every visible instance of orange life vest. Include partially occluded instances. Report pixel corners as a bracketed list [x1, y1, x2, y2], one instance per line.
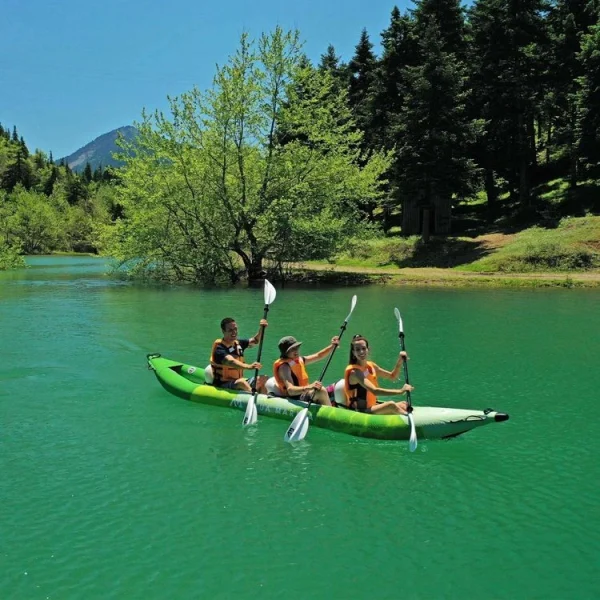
[273, 357, 309, 396]
[344, 362, 378, 411]
[210, 338, 245, 384]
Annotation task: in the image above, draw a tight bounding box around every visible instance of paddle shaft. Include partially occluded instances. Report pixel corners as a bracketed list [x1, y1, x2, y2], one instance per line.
[251, 304, 270, 395]
[398, 332, 412, 409]
[304, 320, 349, 409]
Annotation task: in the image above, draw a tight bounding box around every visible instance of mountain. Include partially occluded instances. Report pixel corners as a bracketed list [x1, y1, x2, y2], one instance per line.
[58, 125, 138, 172]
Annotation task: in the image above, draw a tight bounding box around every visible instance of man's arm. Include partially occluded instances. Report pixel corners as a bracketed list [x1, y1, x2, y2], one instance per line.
[248, 319, 268, 347]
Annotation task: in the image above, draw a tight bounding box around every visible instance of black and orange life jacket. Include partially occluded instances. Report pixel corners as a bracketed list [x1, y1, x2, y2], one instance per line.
[210, 338, 245, 384]
[344, 362, 378, 411]
[273, 357, 309, 396]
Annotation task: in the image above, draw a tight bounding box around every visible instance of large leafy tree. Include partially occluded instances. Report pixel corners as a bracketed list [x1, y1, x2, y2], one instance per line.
[106, 28, 391, 284]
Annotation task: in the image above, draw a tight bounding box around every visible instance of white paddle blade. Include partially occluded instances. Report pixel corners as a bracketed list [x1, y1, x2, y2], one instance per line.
[394, 307, 404, 334]
[408, 413, 418, 452]
[345, 295, 358, 322]
[264, 279, 277, 305]
[284, 408, 310, 443]
[243, 395, 258, 427]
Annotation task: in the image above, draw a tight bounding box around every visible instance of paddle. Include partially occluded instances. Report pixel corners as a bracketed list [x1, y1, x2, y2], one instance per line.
[242, 279, 277, 427]
[284, 294, 358, 443]
[394, 308, 417, 452]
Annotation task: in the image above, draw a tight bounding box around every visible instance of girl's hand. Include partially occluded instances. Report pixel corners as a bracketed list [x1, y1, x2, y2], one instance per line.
[399, 351, 409, 362]
[402, 383, 414, 393]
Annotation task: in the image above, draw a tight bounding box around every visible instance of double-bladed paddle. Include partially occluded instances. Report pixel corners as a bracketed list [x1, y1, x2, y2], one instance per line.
[284, 295, 358, 443]
[242, 279, 277, 427]
[394, 307, 417, 452]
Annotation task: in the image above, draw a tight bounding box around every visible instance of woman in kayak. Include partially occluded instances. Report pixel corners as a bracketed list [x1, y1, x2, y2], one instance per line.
[344, 334, 413, 414]
[273, 335, 339, 406]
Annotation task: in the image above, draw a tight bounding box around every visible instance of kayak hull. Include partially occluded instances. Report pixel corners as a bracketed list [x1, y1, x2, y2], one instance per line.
[147, 354, 509, 441]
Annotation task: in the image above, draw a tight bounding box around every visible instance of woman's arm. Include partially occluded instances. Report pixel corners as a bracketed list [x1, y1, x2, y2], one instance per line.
[304, 336, 340, 364]
[278, 363, 316, 396]
[375, 351, 408, 380]
[349, 367, 413, 396]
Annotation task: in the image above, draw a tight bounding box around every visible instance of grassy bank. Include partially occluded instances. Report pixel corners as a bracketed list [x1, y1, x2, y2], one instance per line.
[294, 213, 600, 288]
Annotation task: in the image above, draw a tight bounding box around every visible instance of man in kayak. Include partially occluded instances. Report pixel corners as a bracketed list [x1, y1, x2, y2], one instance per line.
[210, 317, 268, 393]
[272, 335, 339, 406]
[344, 334, 413, 414]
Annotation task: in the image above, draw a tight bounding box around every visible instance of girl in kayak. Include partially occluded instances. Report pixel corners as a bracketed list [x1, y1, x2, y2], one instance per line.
[344, 334, 413, 414]
[273, 335, 339, 406]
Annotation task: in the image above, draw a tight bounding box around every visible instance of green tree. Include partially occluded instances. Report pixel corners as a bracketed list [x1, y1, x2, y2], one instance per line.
[6, 186, 64, 253]
[107, 28, 391, 284]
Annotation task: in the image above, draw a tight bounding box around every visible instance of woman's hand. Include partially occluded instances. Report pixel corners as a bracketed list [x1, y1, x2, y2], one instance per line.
[402, 383, 414, 393]
[331, 336, 340, 347]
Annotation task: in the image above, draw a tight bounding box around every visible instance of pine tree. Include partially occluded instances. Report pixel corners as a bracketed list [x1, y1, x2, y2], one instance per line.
[20, 136, 29, 159]
[546, 0, 599, 187]
[373, 7, 418, 150]
[12, 126, 18, 143]
[348, 29, 378, 149]
[43, 165, 59, 196]
[2, 147, 33, 191]
[83, 162, 93, 183]
[396, 19, 480, 237]
[412, 0, 468, 59]
[468, 0, 548, 209]
[577, 23, 600, 170]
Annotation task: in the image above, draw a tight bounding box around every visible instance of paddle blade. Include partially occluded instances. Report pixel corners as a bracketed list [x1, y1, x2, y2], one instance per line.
[345, 295, 358, 322]
[408, 413, 418, 452]
[394, 307, 404, 334]
[284, 408, 310, 443]
[264, 279, 277, 305]
[243, 394, 258, 427]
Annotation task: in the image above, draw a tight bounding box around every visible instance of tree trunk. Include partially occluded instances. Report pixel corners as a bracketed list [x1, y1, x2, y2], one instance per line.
[421, 208, 430, 243]
[518, 113, 530, 207]
[247, 256, 265, 285]
[484, 167, 498, 221]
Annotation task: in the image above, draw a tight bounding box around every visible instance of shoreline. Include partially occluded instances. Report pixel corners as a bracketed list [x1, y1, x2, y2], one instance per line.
[291, 263, 600, 288]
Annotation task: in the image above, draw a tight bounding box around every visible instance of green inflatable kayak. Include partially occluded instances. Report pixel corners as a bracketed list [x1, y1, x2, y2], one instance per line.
[147, 354, 509, 441]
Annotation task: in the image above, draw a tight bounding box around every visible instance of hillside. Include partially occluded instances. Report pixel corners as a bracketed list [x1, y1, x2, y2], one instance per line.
[58, 125, 137, 172]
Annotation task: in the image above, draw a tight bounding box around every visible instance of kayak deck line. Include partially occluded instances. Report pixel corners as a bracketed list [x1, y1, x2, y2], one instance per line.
[147, 354, 509, 441]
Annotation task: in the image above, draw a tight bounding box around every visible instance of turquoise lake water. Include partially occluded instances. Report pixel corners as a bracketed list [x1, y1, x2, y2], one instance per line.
[1, 256, 598, 599]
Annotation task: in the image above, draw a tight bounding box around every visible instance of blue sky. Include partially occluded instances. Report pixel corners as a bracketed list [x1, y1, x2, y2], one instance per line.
[1, 0, 412, 158]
